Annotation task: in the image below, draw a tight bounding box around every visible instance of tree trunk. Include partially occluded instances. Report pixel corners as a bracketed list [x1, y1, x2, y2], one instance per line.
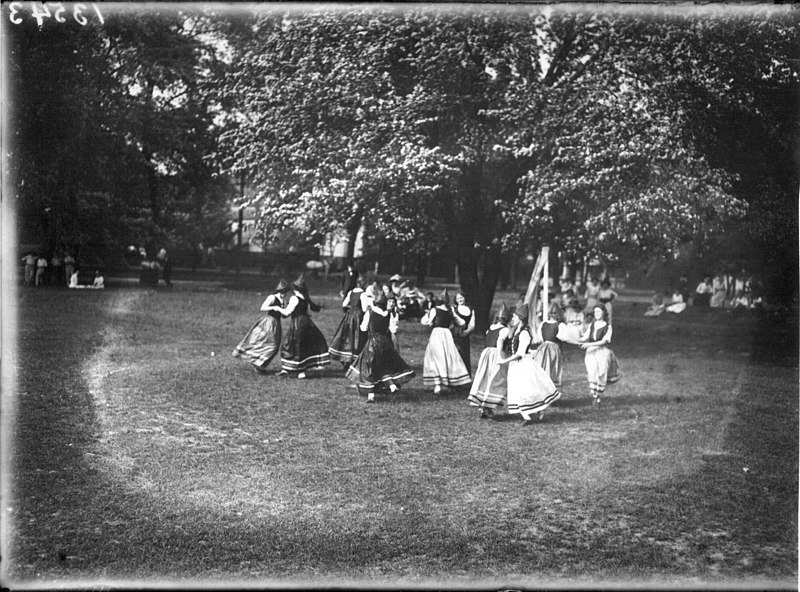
[457, 246, 502, 331]
[416, 253, 426, 287]
[345, 209, 363, 265]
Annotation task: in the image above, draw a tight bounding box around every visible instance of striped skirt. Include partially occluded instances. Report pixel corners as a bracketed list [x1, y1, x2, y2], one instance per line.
[329, 308, 365, 365]
[423, 327, 472, 388]
[533, 341, 563, 388]
[281, 314, 331, 373]
[232, 315, 281, 369]
[584, 345, 621, 393]
[345, 333, 415, 390]
[468, 347, 508, 409]
[507, 356, 561, 420]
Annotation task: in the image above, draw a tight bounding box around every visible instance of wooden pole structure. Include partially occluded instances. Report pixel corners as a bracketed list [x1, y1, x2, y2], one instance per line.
[524, 246, 549, 333]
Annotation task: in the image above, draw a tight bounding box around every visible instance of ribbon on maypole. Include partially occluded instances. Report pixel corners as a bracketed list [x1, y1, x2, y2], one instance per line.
[523, 246, 549, 333]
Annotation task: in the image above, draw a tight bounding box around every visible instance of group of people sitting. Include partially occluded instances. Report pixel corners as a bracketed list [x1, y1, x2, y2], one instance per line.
[645, 272, 763, 317]
[68, 269, 105, 290]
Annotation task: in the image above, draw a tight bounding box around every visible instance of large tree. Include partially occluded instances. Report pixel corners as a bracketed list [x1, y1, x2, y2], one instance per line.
[7, 5, 232, 257]
[217, 5, 796, 325]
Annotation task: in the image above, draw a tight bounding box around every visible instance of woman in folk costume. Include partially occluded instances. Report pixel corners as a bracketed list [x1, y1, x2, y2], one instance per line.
[276, 274, 331, 378]
[232, 279, 290, 374]
[497, 304, 561, 425]
[451, 292, 476, 375]
[533, 306, 564, 389]
[346, 292, 415, 402]
[579, 304, 621, 406]
[329, 275, 369, 368]
[468, 302, 512, 419]
[420, 288, 471, 394]
[387, 296, 401, 352]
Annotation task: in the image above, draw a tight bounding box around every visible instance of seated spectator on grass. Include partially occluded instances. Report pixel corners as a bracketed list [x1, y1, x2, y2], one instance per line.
[644, 292, 666, 317]
[90, 270, 105, 290]
[666, 290, 687, 314]
[730, 290, 751, 310]
[69, 269, 86, 289]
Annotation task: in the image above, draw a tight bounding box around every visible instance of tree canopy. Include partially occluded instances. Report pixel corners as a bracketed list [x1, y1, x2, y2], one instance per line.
[7, 5, 233, 257]
[216, 4, 798, 324]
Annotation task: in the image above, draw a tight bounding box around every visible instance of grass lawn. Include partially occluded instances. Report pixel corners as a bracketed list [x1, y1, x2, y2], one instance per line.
[3, 277, 798, 589]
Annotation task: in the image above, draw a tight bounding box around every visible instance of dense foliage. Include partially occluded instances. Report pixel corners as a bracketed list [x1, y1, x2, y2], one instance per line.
[7, 4, 798, 317]
[6, 5, 233, 257]
[216, 5, 798, 324]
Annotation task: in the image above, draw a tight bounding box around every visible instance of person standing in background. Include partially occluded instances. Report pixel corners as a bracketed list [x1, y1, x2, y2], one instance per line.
[156, 248, 173, 289]
[340, 261, 359, 297]
[35, 254, 48, 287]
[21, 252, 36, 286]
[50, 251, 63, 287]
[583, 276, 601, 313]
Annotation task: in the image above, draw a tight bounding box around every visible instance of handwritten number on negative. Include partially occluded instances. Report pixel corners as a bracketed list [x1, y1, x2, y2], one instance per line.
[8, 2, 23, 24]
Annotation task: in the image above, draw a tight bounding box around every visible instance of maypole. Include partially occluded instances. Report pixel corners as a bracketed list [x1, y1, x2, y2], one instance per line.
[523, 246, 549, 333]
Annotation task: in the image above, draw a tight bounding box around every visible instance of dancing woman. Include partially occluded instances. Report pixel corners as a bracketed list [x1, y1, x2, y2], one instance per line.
[497, 304, 561, 425]
[468, 302, 512, 419]
[329, 275, 369, 367]
[421, 289, 471, 394]
[579, 304, 621, 406]
[276, 274, 331, 378]
[346, 292, 415, 402]
[451, 292, 476, 375]
[533, 307, 564, 389]
[232, 279, 290, 374]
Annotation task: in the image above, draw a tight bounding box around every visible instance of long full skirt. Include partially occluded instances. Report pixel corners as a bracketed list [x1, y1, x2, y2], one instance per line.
[533, 341, 562, 388]
[584, 345, 621, 393]
[423, 327, 472, 388]
[507, 356, 561, 419]
[468, 347, 508, 410]
[329, 308, 365, 365]
[451, 331, 472, 375]
[345, 333, 415, 391]
[232, 315, 281, 369]
[281, 315, 331, 373]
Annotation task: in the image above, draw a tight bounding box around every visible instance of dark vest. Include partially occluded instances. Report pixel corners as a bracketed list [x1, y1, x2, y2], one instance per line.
[369, 310, 390, 334]
[433, 307, 452, 328]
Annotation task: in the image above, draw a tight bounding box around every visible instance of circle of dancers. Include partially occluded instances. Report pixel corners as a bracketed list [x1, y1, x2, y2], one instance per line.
[234, 273, 621, 425]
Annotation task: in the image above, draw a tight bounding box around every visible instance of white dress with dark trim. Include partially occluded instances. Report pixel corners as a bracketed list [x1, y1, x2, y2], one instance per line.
[581, 321, 621, 393]
[468, 324, 510, 410]
[506, 328, 561, 420]
[422, 306, 471, 389]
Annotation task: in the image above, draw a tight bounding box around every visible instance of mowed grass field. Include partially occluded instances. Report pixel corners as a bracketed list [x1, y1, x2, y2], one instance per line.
[4, 277, 798, 588]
